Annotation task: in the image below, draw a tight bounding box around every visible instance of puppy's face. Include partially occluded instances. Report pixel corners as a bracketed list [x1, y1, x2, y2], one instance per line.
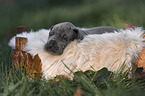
[44, 24, 80, 55]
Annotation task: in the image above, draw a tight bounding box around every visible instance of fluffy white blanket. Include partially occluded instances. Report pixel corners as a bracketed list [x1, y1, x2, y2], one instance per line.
[9, 27, 145, 79]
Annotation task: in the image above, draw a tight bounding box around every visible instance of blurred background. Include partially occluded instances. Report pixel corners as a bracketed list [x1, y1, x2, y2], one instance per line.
[0, 0, 145, 58]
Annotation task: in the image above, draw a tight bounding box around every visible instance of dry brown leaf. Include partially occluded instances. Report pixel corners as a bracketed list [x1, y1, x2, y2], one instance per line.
[74, 87, 81, 96]
[135, 49, 145, 72]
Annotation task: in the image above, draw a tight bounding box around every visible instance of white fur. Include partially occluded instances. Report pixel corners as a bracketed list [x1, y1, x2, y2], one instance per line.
[8, 27, 145, 80]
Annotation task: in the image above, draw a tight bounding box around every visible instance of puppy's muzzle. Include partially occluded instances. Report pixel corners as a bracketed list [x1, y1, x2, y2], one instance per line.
[44, 40, 62, 55]
[47, 40, 57, 49]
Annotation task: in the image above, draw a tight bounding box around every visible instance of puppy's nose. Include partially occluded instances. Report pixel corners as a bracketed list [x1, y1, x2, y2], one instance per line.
[48, 40, 57, 48]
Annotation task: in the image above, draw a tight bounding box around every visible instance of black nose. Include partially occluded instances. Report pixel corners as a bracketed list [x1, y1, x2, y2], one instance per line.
[48, 40, 57, 48]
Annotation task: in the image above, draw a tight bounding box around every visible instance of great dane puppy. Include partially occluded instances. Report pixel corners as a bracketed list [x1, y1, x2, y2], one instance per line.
[44, 22, 118, 55]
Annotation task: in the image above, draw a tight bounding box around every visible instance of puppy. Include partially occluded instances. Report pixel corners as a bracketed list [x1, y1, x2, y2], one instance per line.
[44, 22, 118, 55]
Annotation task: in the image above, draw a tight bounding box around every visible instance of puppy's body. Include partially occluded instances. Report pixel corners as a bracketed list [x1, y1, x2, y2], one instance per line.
[81, 26, 118, 34]
[45, 22, 118, 55]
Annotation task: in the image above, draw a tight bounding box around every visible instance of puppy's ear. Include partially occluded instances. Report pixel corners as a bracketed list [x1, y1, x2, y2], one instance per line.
[50, 26, 54, 30]
[73, 29, 84, 40]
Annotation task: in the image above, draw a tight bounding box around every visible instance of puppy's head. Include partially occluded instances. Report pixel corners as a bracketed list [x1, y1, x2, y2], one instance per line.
[44, 22, 84, 55]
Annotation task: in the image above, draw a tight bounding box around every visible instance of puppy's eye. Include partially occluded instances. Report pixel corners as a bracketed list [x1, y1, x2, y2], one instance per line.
[62, 34, 68, 41]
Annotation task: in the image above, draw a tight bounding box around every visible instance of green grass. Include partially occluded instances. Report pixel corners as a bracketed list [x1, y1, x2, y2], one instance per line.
[0, 0, 145, 95]
[0, 61, 145, 96]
